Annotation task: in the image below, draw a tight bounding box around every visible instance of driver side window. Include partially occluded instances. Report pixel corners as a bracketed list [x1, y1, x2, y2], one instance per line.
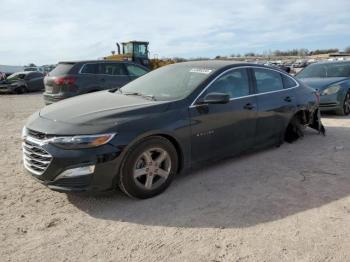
[207, 68, 250, 98]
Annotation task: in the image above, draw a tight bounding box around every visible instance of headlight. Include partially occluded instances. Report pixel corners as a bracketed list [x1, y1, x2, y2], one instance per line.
[49, 133, 116, 149]
[322, 85, 340, 95]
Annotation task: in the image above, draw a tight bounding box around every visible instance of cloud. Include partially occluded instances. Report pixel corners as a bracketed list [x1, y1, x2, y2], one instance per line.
[0, 0, 349, 65]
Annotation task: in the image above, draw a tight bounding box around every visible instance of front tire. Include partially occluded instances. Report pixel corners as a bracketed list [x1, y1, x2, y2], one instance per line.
[118, 136, 178, 199]
[336, 92, 350, 116]
[15, 86, 27, 94]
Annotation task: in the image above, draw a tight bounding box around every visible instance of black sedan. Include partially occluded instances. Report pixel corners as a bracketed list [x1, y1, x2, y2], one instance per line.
[0, 71, 45, 94]
[22, 61, 324, 199]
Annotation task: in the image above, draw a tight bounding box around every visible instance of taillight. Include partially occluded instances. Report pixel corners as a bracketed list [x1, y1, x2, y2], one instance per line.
[53, 76, 76, 86]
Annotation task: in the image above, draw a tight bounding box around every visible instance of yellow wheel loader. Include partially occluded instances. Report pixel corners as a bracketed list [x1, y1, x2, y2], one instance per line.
[104, 41, 174, 70]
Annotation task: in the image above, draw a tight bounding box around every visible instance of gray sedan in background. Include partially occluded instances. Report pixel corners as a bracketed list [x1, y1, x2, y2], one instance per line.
[297, 61, 350, 115]
[0, 71, 44, 94]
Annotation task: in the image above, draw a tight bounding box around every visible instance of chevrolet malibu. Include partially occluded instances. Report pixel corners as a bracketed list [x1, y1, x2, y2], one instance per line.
[22, 61, 324, 199]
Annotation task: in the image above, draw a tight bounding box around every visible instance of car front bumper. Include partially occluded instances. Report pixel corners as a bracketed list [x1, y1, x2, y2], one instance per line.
[22, 135, 123, 192]
[0, 85, 15, 93]
[319, 93, 342, 111]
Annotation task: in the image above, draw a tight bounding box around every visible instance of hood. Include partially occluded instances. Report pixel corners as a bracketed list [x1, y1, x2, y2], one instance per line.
[298, 77, 349, 91]
[39, 91, 169, 127]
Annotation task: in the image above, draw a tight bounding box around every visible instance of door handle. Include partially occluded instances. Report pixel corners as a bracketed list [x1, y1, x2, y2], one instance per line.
[100, 78, 106, 82]
[284, 96, 292, 102]
[243, 103, 254, 110]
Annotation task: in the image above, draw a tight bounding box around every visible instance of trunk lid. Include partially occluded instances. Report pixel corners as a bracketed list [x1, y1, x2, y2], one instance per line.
[44, 63, 76, 94]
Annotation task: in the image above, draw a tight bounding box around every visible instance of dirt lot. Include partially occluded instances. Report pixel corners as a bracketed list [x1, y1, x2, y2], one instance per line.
[0, 93, 349, 262]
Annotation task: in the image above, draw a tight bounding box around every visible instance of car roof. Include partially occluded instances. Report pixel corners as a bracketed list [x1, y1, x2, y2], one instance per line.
[57, 59, 284, 72]
[58, 60, 135, 64]
[170, 60, 278, 71]
[58, 60, 257, 68]
[57, 60, 150, 70]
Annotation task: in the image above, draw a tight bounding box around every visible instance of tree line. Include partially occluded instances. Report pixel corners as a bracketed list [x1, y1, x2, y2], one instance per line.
[228, 47, 350, 58]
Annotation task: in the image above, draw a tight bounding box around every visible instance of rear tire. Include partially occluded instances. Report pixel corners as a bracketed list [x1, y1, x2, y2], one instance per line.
[284, 115, 305, 143]
[335, 92, 350, 116]
[118, 136, 178, 199]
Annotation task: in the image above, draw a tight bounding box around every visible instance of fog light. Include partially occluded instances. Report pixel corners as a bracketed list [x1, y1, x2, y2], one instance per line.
[56, 165, 95, 179]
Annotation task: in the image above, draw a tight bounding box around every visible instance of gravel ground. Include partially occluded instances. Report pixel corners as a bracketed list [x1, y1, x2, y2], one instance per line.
[0, 93, 349, 262]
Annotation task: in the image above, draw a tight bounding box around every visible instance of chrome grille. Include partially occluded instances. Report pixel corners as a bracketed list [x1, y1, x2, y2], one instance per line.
[27, 128, 52, 140]
[22, 137, 52, 175]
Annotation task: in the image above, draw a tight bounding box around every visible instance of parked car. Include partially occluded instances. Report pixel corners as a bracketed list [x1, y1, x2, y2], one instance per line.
[292, 61, 308, 69]
[22, 61, 324, 199]
[0, 71, 44, 94]
[43, 60, 150, 104]
[297, 61, 350, 115]
[24, 67, 45, 73]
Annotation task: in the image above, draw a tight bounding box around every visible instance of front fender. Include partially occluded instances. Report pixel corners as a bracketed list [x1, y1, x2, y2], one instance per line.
[338, 81, 350, 99]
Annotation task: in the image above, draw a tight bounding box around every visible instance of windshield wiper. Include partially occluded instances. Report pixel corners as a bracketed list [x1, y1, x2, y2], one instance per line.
[109, 88, 156, 100]
[123, 92, 157, 101]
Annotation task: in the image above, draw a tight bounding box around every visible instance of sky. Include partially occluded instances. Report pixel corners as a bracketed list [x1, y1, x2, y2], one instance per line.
[0, 0, 350, 65]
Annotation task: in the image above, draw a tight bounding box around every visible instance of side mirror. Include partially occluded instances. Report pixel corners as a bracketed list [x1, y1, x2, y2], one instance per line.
[198, 92, 230, 105]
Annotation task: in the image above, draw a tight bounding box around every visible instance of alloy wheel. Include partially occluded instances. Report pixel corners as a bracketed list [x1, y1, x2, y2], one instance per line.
[133, 147, 171, 190]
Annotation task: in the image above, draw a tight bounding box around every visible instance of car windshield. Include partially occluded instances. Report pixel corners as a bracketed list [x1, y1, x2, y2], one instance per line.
[7, 72, 26, 80]
[119, 63, 216, 101]
[297, 62, 350, 78]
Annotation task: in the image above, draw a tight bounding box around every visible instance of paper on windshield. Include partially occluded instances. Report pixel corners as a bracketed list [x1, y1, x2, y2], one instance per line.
[189, 68, 213, 74]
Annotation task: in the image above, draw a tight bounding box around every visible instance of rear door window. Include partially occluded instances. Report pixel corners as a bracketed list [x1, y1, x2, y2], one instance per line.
[26, 72, 43, 80]
[49, 63, 75, 76]
[253, 68, 284, 93]
[282, 74, 298, 89]
[100, 63, 127, 76]
[25, 73, 34, 80]
[126, 64, 148, 77]
[80, 63, 99, 74]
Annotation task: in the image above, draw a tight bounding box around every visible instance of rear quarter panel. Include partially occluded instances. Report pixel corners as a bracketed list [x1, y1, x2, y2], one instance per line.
[339, 79, 350, 97]
[294, 81, 318, 116]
